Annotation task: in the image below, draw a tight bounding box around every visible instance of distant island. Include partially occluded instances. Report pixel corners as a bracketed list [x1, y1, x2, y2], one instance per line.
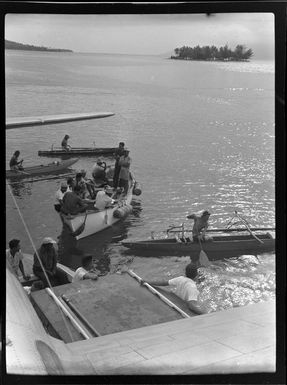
[171, 44, 253, 61]
[5, 40, 73, 53]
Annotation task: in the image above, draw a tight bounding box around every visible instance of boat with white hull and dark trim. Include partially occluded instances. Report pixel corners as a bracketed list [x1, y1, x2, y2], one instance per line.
[60, 174, 141, 240]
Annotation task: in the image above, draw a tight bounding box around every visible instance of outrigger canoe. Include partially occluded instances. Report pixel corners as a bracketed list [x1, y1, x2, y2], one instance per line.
[38, 147, 117, 157]
[122, 230, 275, 260]
[6, 158, 78, 179]
[60, 175, 141, 240]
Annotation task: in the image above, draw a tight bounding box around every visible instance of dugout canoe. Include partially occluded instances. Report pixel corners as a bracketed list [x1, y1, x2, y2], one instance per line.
[60, 174, 140, 240]
[122, 232, 275, 260]
[38, 147, 117, 157]
[6, 158, 78, 179]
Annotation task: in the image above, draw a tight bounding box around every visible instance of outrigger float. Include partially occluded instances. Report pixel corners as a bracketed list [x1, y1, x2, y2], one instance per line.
[60, 174, 142, 240]
[6, 158, 78, 179]
[122, 213, 275, 260]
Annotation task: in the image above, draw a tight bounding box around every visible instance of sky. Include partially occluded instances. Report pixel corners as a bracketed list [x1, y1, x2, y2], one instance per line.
[5, 13, 274, 59]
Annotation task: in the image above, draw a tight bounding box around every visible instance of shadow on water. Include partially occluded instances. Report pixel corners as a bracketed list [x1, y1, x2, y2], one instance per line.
[7, 180, 33, 197]
[57, 220, 133, 273]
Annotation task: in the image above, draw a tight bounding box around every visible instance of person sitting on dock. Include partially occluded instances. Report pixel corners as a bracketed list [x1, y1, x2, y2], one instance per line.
[118, 149, 131, 195]
[72, 255, 99, 283]
[6, 239, 30, 281]
[54, 182, 68, 212]
[94, 185, 115, 210]
[9, 150, 24, 171]
[61, 134, 71, 151]
[113, 142, 125, 188]
[33, 237, 68, 288]
[143, 263, 206, 315]
[61, 185, 89, 215]
[92, 160, 108, 187]
[186, 210, 211, 242]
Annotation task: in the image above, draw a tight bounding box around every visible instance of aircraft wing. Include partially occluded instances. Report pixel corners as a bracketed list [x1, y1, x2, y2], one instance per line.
[6, 112, 115, 129]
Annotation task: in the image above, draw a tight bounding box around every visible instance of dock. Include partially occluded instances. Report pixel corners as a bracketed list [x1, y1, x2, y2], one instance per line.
[64, 299, 275, 375]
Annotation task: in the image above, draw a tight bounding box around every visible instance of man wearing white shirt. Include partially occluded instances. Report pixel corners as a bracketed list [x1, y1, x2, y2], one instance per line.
[94, 185, 115, 210]
[72, 255, 99, 283]
[6, 239, 30, 281]
[143, 263, 206, 315]
[54, 182, 68, 212]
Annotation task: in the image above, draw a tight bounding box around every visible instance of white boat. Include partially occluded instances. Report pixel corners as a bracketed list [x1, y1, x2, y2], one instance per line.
[60, 174, 140, 240]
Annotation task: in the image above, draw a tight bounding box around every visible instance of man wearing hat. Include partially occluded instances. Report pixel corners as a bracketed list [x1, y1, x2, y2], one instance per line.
[186, 210, 211, 242]
[6, 239, 30, 280]
[54, 182, 68, 212]
[33, 237, 68, 287]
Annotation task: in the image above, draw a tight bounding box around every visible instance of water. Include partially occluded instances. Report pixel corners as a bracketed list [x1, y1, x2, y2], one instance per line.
[5, 50, 275, 311]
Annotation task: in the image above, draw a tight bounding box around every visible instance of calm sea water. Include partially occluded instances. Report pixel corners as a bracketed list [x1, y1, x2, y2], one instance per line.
[5, 50, 275, 312]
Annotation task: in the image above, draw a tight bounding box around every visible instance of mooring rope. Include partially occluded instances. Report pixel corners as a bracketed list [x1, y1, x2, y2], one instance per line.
[6, 181, 76, 342]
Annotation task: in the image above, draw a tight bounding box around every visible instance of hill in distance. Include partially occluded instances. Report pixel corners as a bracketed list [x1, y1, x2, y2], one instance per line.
[5, 40, 73, 53]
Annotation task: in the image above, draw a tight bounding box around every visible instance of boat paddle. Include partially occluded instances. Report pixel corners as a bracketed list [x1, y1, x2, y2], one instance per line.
[198, 236, 211, 267]
[72, 212, 88, 237]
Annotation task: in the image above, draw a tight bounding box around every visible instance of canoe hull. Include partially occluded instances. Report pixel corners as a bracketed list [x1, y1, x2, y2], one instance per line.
[60, 178, 135, 240]
[38, 147, 117, 157]
[122, 233, 275, 260]
[6, 158, 78, 178]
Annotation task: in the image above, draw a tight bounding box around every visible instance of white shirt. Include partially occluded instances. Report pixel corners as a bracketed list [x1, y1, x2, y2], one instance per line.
[6, 249, 23, 276]
[168, 276, 199, 301]
[94, 190, 113, 210]
[55, 189, 66, 205]
[72, 267, 88, 282]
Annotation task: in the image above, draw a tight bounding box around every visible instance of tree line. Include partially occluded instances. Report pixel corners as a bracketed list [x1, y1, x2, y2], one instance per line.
[171, 44, 253, 61]
[5, 40, 73, 53]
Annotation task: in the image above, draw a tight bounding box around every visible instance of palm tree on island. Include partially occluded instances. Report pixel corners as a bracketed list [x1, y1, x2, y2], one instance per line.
[171, 44, 253, 61]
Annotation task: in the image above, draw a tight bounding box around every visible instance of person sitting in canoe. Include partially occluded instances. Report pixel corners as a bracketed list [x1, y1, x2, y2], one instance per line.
[54, 182, 68, 212]
[9, 150, 24, 171]
[186, 210, 211, 242]
[61, 134, 71, 151]
[94, 185, 116, 210]
[142, 263, 206, 315]
[61, 185, 89, 215]
[92, 160, 108, 187]
[72, 255, 99, 283]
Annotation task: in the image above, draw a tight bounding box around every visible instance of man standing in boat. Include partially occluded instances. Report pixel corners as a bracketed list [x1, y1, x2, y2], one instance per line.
[142, 263, 206, 315]
[113, 142, 125, 188]
[118, 149, 131, 195]
[186, 210, 211, 242]
[61, 134, 71, 151]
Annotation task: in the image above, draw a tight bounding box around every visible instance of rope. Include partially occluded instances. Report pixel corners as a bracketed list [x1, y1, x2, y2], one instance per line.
[6, 181, 75, 342]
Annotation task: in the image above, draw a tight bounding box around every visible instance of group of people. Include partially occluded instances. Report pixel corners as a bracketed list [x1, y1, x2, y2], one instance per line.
[7, 235, 207, 314]
[53, 141, 132, 216]
[6, 236, 100, 291]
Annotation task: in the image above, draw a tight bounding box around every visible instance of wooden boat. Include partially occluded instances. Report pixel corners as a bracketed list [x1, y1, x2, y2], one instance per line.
[6, 158, 78, 179]
[38, 147, 117, 157]
[122, 230, 275, 260]
[60, 174, 140, 240]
